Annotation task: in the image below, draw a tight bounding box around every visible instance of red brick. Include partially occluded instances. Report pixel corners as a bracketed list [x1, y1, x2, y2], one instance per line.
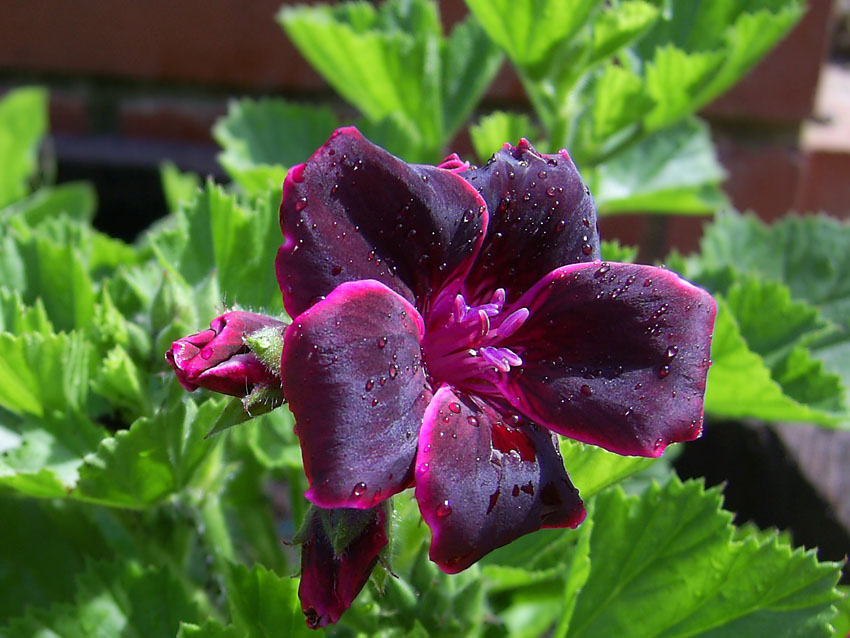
[795, 151, 850, 216]
[119, 97, 226, 144]
[711, 127, 804, 222]
[0, 1, 323, 90]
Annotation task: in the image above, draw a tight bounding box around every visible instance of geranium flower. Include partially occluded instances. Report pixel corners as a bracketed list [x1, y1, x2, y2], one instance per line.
[277, 128, 716, 574]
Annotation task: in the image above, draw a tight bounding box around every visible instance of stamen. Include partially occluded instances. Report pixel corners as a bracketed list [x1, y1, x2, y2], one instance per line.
[480, 346, 511, 371]
[422, 288, 531, 395]
[496, 308, 529, 339]
[477, 310, 490, 340]
[490, 288, 506, 309]
[452, 294, 466, 323]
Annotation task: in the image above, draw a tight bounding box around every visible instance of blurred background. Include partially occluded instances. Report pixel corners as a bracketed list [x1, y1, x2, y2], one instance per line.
[1, 0, 848, 246]
[2, 0, 849, 579]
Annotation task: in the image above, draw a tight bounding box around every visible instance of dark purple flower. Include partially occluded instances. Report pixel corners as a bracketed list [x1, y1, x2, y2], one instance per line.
[277, 127, 716, 574]
[165, 311, 284, 397]
[297, 505, 388, 628]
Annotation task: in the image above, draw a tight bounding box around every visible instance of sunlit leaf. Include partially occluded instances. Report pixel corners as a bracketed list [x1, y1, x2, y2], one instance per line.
[470, 111, 539, 163]
[590, 118, 726, 214]
[565, 478, 842, 637]
[213, 99, 339, 193]
[0, 87, 47, 207]
[73, 398, 223, 508]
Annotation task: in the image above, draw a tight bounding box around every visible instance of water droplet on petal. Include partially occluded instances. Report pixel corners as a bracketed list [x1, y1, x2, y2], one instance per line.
[389, 363, 399, 379]
[666, 345, 678, 360]
[417, 462, 429, 475]
[352, 482, 367, 497]
[658, 365, 670, 378]
[653, 437, 663, 450]
[200, 348, 213, 360]
[295, 197, 308, 211]
[467, 415, 479, 427]
[580, 384, 593, 396]
[448, 402, 461, 414]
[331, 265, 342, 275]
[365, 379, 375, 391]
[436, 500, 453, 517]
[378, 336, 388, 348]
[582, 243, 593, 255]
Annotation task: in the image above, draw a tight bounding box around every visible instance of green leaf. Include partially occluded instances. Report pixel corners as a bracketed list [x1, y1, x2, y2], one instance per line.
[830, 587, 850, 636]
[705, 300, 843, 425]
[90, 345, 153, 418]
[560, 438, 656, 499]
[587, 63, 654, 145]
[0, 331, 92, 417]
[465, 0, 599, 72]
[564, 478, 842, 637]
[279, 0, 443, 156]
[600, 239, 638, 263]
[0, 289, 53, 335]
[148, 182, 284, 312]
[160, 161, 200, 213]
[440, 16, 505, 138]
[224, 563, 313, 638]
[644, 45, 725, 130]
[0, 559, 204, 638]
[213, 99, 339, 193]
[590, 117, 727, 214]
[0, 497, 113, 619]
[73, 398, 223, 508]
[698, 212, 850, 331]
[589, 1, 659, 64]
[0, 221, 96, 331]
[634, 0, 804, 112]
[244, 407, 301, 470]
[177, 620, 241, 638]
[0, 87, 47, 207]
[470, 111, 539, 163]
[0, 182, 96, 225]
[696, 212, 850, 416]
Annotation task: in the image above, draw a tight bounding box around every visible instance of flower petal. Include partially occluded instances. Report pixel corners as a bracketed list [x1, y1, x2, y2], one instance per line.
[276, 127, 488, 317]
[460, 139, 599, 303]
[299, 506, 388, 629]
[282, 280, 432, 509]
[499, 263, 716, 457]
[415, 385, 585, 574]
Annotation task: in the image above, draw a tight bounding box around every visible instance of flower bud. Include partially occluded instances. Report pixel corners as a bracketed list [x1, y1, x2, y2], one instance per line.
[165, 311, 285, 397]
[297, 505, 388, 629]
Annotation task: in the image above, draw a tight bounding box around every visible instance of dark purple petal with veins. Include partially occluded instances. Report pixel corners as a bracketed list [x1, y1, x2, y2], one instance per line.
[415, 385, 585, 574]
[276, 127, 488, 317]
[282, 280, 432, 509]
[460, 140, 599, 304]
[498, 263, 716, 457]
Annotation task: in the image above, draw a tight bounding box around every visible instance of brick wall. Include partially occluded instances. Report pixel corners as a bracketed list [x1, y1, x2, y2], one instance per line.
[0, 0, 842, 248]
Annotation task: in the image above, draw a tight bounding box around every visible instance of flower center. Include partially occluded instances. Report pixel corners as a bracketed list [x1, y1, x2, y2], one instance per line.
[422, 287, 529, 395]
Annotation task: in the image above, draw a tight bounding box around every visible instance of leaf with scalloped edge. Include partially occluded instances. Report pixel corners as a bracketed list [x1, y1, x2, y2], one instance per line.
[73, 398, 223, 508]
[564, 478, 842, 638]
